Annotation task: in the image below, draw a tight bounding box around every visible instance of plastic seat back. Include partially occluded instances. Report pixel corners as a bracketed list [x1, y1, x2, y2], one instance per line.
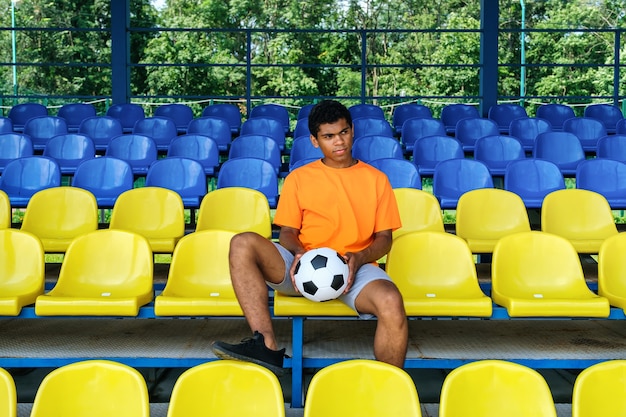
[0, 190, 10, 229]
[368, 158, 421, 189]
[57, 103, 97, 132]
[392, 188, 444, 239]
[0, 367, 16, 417]
[599, 234, 626, 311]
[473, 134, 525, 176]
[249, 103, 291, 134]
[289, 135, 323, 171]
[155, 230, 243, 316]
[541, 188, 618, 253]
[0, 117, 13, 134]
[576, 158, 626, 209]
[23, 116, 68, 151]
[297, 104, 314, 120]
[440, 103, 480, 133]
[154, 103, 194, 133]
[400, 117, 446, 152]
[504, 158, 565, 208]
[167, 360, 284, 417]
[596, 134, 626, 162]
[21, 187, 98, 253]
[187, 116, 232, 151]
[352, 117, 393, 140]
[563, 117, 607, 151]
[491, 231, 610, 317]
[105, 134, 157, 175]
[42, 133, 95, 175]
[132, 116, 178, 151]
[0, 156, 61, 207]
[145, 157, 207, 208]
[196, 187, 272, 238]
[35, 229, 153, 316]
[454, 117, 500, 151]
[0, 229, 45, 316]
[536, 103, 576, 131]
[217, 157, 279, 208]
[387, 231, 492, 316]
[201, 103, 242, 135]
[412, 134, 463, 176]
[293, 117, 310, 138]
[432, 158, 494, 209]
[8, 102, 48, 132]
[303, 359, 421, 417]
[572, 360, 626, 417]
[229, 134, 282, 174]
[349, 103, 385, 120]
[78, 116, 124, 151]
[106, 103, 145, 133]
[0, 133, 33, 174]
[509, 117, 552, 151]
[72, 157, 134, 208]
[439, 360, 557, 417]
[392, 103, 433, 136]
[240, 117, 286, 150]
[584, 103, 624, 134]
[456, 188, 530, 253]
[487, 103, 529, 133]
[167, 134, 220, 175]
[617, 118, 626, 134]
[352, 134, 403, 162]
[30, 360, 150, 417]
[533, 131, 585, 175]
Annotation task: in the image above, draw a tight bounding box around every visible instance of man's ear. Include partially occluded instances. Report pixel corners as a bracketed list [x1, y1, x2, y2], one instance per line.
[310, 134, 319, 148]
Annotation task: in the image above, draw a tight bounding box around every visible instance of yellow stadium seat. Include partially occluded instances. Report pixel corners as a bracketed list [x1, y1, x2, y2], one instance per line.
[196, 187, 272, 238]
[167, 360, 284, 417]
[572, 360, 626, 417]
[439, 360, 557, 417]
[109, 186, 185, 253]
[392, 188, 444, 240]
[456, 188, 530, 253]
[0, 367, 16, 417]
[35, 229, 153, 316]
[30, 360, 149, 417]
[598, 233, 626, 311]
[0, 190, 10, 229]
[21, 187, 98, 253]
[386, 231, 492, 316]
[155, 230, 243, 316]
[492, 231, 610, 317]
[303, 359, 421, 417]
[541, 188, 618, 253]
[0, 229, 45, 316]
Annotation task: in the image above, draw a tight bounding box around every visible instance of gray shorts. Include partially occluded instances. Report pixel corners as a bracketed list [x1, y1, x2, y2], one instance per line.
[268, 243, 392, 319]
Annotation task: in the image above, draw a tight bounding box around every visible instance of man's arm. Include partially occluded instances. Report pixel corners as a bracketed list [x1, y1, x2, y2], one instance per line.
[344, 229, 393, 292]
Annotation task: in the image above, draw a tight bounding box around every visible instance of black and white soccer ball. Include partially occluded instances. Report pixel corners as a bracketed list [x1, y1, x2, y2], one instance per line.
[294, 247, 349, 302]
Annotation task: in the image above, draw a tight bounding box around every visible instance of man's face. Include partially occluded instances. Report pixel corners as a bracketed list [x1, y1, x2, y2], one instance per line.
[310, 118, 354, 168]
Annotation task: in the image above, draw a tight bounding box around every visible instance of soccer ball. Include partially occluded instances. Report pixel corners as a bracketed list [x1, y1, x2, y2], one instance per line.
[294, 247, 349, 302]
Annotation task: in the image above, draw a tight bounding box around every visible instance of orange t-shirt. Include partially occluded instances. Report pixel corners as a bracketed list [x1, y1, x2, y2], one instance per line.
[274, 159, 401, 255]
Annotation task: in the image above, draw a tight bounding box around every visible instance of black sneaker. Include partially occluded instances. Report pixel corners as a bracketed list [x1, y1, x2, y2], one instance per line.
[211, 331, 286, 375]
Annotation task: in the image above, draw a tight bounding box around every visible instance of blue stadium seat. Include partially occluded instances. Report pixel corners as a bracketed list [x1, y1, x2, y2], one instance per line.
[289, 135, 323, 171]
[576, 158, 626, 209]
[473, 134, 525, 176]
[352, 117, 393, 140]
[42, 134, 95, 175]
[433, 158, 494, 209]
[440, 103, 480, 134]
[23, 116, 68, 152]
[105, 134, 158, 176]
[57, 103, 97, 133]
[533, 131, 585, 175]
[596, 134, 626, 163]
[72, 156, 134, 208]
[392, 103, 433, 136]
[368, 158, 422, 189]
[504, 158, 565, 208]
[145, 157, 207, 209]
[584, 104, 624, 134]
[349, 103, 385, 120]
[454, 117, 499, 152]
[78, 116, 124, 152]
[167, 134, 220, 176]
[228, 134, 282, 175]
[106, 103, 145, 133]
[240, 117, 286, 151]
[508, 117, 552, 151]
[563, 117, 607, 152]
[8, 103, 48, 132]
[487, 103, 528, 134]
[535, 103, 575, 131]
[132, 116, 178, 152]
[201, 103, 242, 135]
[0, 117, 13, 134]
[297, 104, 315, 120]
[187, 116, 232, 152]
[154, 103, 194, 134]
[0, 133, 33, 174]
[400, 117, 446, 154]
[412, 134, 464, 177]
[352, 135, 403, 162]
[617, 119, 626, 135]
[217, 157, 279, 208]
[0, 156, 61, 207]
[249, 104, 291, 134]
[293, 117, 310, 139]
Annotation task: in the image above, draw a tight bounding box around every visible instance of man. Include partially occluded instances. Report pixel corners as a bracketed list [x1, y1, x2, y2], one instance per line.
[211, 100, 408, 374]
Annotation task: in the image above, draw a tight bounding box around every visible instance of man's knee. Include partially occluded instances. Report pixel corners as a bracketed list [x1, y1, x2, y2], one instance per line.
[229, 232, 264, 257]
[357, 280, 406, 320]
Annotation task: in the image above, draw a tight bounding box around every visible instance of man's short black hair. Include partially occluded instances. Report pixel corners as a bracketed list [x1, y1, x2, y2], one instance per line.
[308, 100, 352, 137]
